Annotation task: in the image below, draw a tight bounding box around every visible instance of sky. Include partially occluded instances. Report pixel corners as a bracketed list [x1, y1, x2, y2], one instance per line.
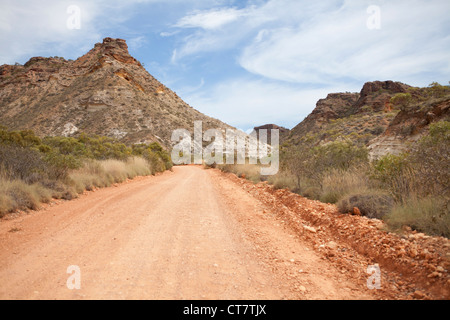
[1, 0, 449, 132]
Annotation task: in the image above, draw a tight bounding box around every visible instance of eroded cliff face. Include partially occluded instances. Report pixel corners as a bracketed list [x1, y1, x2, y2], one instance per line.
[0, 37, 233, 148]
[286, 81, 411, 146]
[281, 80, 449, 160]
[368, 97, 450, 160]
[353, 80, 410, 113]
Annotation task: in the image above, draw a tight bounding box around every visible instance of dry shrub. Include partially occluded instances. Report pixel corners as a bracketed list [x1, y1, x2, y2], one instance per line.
[267, 172, 298, 192]
[69, 160, 109, 192]
[0, 145, 47, 183]
[100, 159, 128, 183]
[320, 167, 369, 204]
[218, 163, 262, 183]
[0, 175, 52, 216]
[38, 179, 77, 200]
[68, 157, 151, 193]
[385, 197, 450, 238]
[124, 157, 152, 178]
[338, 190, 394, 219]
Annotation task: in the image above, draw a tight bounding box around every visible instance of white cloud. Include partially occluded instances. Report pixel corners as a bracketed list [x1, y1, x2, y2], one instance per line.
[0, 0, 175, 64]
[127, 36, 147, 51]
[238, 0, 450, 86]
[169, 0, 450, 87]
[0, 0, 107, 63]
[174, 7, 245, 30]
[169, 0, 344, 63]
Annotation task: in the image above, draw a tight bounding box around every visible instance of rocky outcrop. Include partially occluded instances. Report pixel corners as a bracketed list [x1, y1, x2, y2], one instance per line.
[353, 80, 410, 113]
[287, 81, 412, 145]
[0, 37, 235, 149]
[368, 97, 450, 159]
[289, 92, 360, 139]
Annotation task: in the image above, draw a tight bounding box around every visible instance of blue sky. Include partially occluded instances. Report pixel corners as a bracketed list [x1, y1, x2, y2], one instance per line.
[1, 0, 449, 132]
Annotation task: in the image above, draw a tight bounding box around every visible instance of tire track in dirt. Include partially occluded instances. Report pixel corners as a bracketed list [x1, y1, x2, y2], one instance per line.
[0, 165, 418, 300]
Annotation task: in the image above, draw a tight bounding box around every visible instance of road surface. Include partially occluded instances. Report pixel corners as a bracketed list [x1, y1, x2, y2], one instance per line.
[0, 166, 447, 300]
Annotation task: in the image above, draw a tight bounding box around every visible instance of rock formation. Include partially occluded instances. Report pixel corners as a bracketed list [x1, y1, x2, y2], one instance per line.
[0, 37, 234, 149]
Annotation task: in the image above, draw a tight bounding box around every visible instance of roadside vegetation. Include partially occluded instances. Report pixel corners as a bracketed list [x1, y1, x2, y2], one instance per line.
[0, 126, 172, 217]
[216, 82, 450, 238]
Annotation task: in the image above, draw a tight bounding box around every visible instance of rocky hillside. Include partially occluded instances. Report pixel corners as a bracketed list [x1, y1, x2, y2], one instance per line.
[368, 90, 450, 159]
[287, 81, 410, 145]
[0, 37, 234, 149]
[283, 80, 450, 159]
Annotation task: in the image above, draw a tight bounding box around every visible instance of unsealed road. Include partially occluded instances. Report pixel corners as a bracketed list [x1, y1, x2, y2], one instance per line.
[0, 166, 375, 300]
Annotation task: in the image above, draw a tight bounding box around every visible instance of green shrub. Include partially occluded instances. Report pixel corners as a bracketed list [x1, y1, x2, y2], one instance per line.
[133, 142, 172, 172]
[0, 126, 172, 217]
[370, 153, 413, 202]
[408, 121, 450, 198]
[0, 145, 48, 183]
[390, 93, 412, 111]
[44, 151, 82, 180]
[0, 127, 42, 148]
[426, 82, 450, 98]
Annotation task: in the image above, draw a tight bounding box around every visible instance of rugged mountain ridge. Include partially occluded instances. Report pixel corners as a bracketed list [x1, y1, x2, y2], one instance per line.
[0, 37, 234, 149]
[288, 80, 409, 141]
[283, 80, 449, 159]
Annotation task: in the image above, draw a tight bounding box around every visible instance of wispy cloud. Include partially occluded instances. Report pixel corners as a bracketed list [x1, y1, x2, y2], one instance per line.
[0, 0, 105, 63]
[170, 0, 450, 87]
[174, 7, 246, 30]
[239, 0, 450, 86]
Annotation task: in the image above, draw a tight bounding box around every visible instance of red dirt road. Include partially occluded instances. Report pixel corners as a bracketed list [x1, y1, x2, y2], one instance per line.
[0, 166, 448, 300]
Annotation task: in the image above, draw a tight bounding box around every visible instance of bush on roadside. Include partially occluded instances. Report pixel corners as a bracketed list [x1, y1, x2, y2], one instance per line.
[0, 145, 48, 183]
[385, 197, 449, 238]
[267, 172, 298, 192]
[217, 163, 262, 183]
[0, 175, 53, 216]
[0, 126, 172, 217]
[319, 166, 370, 204]
[337, 191, 395, 220]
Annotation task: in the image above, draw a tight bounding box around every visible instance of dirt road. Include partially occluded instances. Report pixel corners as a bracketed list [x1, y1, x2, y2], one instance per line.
[0, 166, 448, 300]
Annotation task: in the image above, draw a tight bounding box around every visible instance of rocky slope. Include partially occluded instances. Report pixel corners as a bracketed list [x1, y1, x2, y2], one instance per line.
[282, 80, 449, 160]
[288, 81, 410, 143]
[288, 92, 361, 139]
[368, 95, 450, 159]
[0, 37, 235, 149]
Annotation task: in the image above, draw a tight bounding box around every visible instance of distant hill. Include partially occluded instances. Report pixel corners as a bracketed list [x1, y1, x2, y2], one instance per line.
[252, 124, 290, 144]
[0, 37, 235, 149]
